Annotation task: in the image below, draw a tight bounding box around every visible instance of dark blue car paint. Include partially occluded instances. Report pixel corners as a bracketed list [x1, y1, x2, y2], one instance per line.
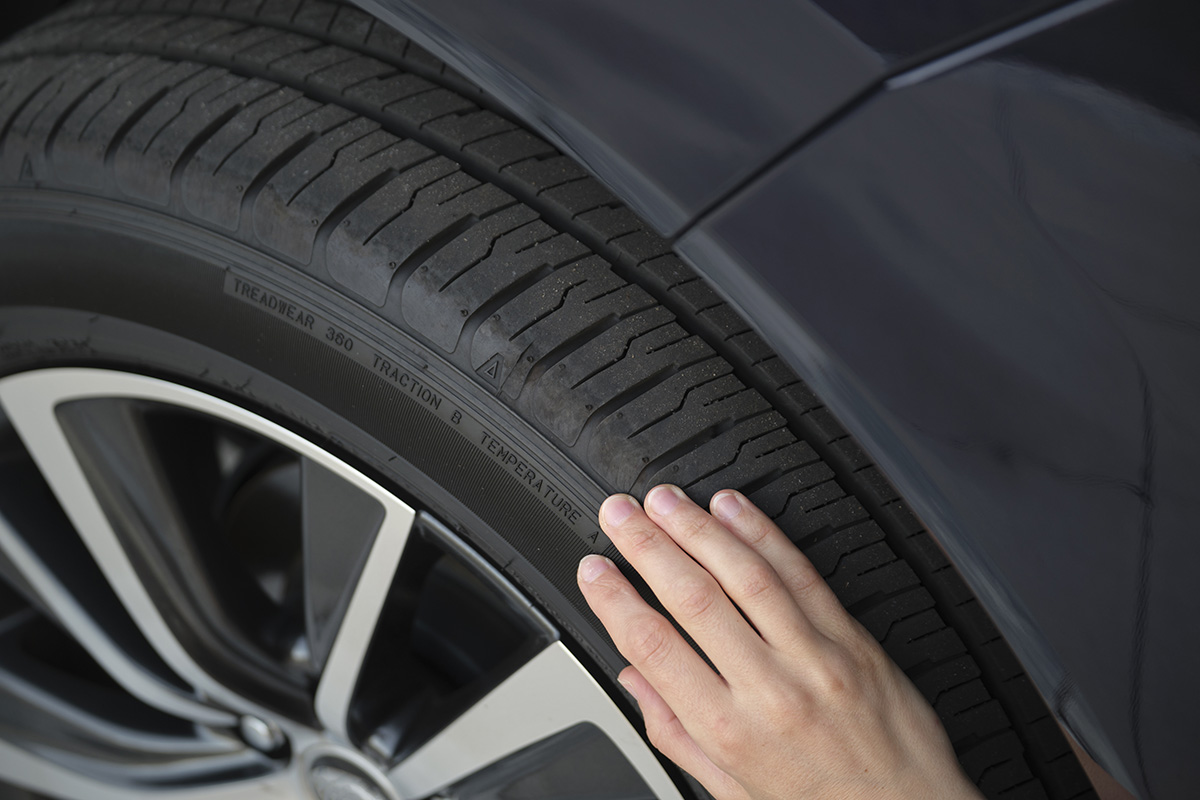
[681, 1, 1199, 796]
[348, 0, 1197, 795]
[811, 0, 1071, 63]
[349, 0, 885, 235]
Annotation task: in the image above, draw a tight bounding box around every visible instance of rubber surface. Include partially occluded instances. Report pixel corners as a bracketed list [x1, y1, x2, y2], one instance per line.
[0, 2, 1095, 798]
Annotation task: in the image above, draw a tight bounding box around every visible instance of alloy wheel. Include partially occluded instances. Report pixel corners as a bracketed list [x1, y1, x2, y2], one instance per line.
[0, 368, 679, 800]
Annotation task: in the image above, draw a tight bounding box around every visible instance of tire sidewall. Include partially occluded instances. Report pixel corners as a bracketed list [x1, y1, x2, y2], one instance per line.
[0, 192, 629, 684]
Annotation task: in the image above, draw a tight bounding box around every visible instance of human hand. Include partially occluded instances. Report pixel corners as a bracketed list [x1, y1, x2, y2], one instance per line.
[577, 485, 984, 800]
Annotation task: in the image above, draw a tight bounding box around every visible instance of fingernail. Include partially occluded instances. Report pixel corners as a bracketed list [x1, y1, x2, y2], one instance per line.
[578, 554, 613, 583]
[618, 676, 639, 700]
[713, 491, 742, 521]
[601, 494, 637, 527]
[646, 485, 681, 516]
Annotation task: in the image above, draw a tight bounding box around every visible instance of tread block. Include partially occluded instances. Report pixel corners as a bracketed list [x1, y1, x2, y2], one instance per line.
[801, 406, 849, 445]
[116, 71, 275, 205]
[109, 64, 232, 203]
[911, 655, 981, 704]
[944, 697, 1012, 750]
[789, 479, 850, 518]
[503, 153, 589, 194]
[180, 85, 305, 226]
[326, 164, 512, 305]
[532, 319, 701, 446]
[388, 86, 475, 127]
[959, 732, 1035, 790]
[775, 495, 869, 540]
[465, 129, 557, 169]
[291, 1, 339, 34]
[50, 57, 183, 191]
[540, 177, 618, 219]
[342, 71, 438, 113]
[423, 109, 515, 151]
[611, 229, 671, 262]
[575, 204, 644, 243]
[185, 94, 354, 230]
[194, 24, 283, 62]
[680, 423, 801, 492]
[1, 54, 133, 185]
[268, 43, 360, 82]
[670, 419, 809, 500]
[834, 560, 921, 608]
[744, 461, 834, 517]
[588, 366, 768, 491]
[302, 55, 396, 95]
[326, 4, 376, 45]
[466, 255, 655, 399]
[401, 211, 572, 353]
[696, 304, 752, 339]
[672, 277, 724, 314]
[639, 253, 694, 288]
[254, 125, 431, 262]
[0, 59, 73, 181]
[856, 585, 937, 640]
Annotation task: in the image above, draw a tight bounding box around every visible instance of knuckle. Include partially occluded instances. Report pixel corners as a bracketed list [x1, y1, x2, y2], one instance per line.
[736, 561, 782, 602]
[758, 681, 811, 729]
[856, 634, 894, 677]
[786, 560, 825, 598]
[844, 624, 883, 661]
[673, 512, 719, 545]
[674, 578, 718, 621]
[704, 711, 746, 766]
[736, 517, 773, 547]
[644, 719, 669, 752]
[625, 616, 674, 669]
[809, 650, 863, 701]
[621, 523, 660, 555]
[588, 568, 631, 599]
[644, 714, 682, 753]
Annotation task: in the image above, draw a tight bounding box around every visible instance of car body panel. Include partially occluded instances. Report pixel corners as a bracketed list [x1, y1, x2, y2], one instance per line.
[679, 1, 1200, 796]
[810, 0, 1072, 63]
[350, 0, 886, 234]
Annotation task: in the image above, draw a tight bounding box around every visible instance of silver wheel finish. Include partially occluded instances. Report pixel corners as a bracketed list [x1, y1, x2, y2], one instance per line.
[0, 368, 682, 800]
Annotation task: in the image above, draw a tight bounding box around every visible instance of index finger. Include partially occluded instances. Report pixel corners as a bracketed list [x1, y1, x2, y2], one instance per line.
[598, 493, 767, 679]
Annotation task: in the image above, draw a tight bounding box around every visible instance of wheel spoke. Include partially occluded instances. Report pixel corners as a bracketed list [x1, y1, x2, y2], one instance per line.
[0, 370, 294, 720]
[0, 622, 241, 763]
[0, 458, 234, 727]
[0, 738, 297, 800]
[0, 369, 681, 800]
[313, 479, 414, 740]
[301, 457, 388, 672]
[387, 642, 684, 800]
[0, 611, 283, 799]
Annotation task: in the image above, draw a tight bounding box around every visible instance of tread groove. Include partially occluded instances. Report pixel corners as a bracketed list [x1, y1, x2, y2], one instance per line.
[103, 85, 171, 167]
[630, 406, 774, 494]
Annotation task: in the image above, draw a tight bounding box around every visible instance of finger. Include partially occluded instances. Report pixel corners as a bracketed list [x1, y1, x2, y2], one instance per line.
[619, 666, 749, 800]
[644, 485, 818, 650]
[710, 489, 854, 636]
[599, 494, 766, 675]
[577, 554, 729, 723]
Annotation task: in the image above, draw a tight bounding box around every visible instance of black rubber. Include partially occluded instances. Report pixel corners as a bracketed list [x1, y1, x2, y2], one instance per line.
[0, 2, 1095, 799]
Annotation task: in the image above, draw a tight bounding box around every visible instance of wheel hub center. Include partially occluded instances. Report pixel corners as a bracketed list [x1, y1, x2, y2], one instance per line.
[307, 756, 390, 800]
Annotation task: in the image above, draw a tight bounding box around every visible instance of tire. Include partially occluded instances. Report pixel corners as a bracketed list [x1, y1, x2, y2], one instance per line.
[0, 2, 1095, 799]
